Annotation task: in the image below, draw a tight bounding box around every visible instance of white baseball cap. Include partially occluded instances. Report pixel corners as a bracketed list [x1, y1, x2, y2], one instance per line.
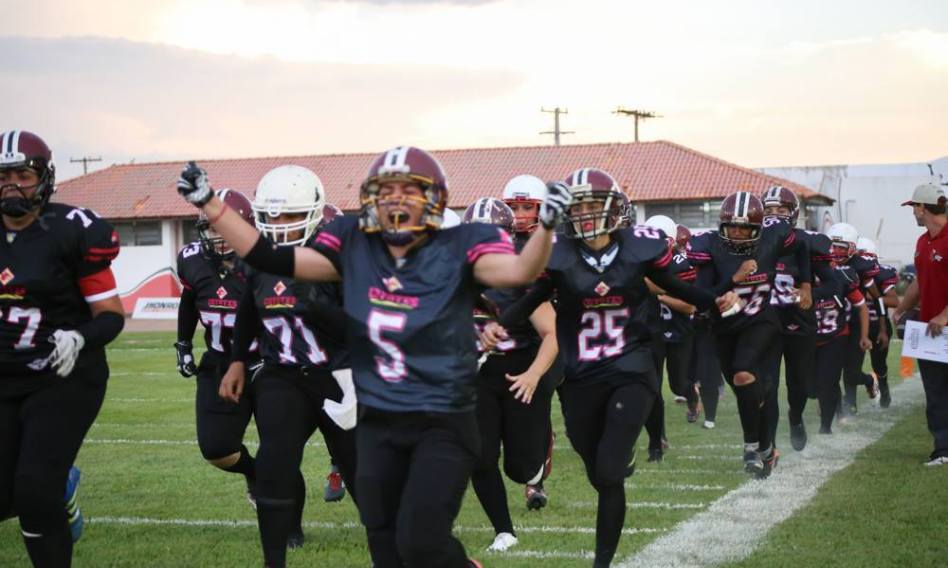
[901, 182, 946, 206]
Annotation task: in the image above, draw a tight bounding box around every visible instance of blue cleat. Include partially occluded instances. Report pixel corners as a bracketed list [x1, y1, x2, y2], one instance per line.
[64, 466, 84, 543]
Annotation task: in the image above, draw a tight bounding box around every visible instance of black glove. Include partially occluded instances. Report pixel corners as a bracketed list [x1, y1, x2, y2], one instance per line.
[174, 340, 198, 378]
[539, 181, 572, 229]
[177, 161, 214, 207]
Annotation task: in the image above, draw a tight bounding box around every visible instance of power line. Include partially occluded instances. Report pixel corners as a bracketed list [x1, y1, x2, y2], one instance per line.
[613, 107, 661, 142]
[70, 156, 102, 175]
[540, 107, 574, 146]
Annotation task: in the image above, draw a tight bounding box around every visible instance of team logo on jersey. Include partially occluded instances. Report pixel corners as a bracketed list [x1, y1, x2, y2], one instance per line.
[382, 275, 403, 293]
[216, 286, 228, 299]
[0, 268, 13, 285]
[369, 287, 419, 310]
[273, 281, 287, 296]
[595, 281, 610, 296]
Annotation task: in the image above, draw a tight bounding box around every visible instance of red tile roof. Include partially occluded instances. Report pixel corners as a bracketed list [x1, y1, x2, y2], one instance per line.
[53, 141, 827, 219]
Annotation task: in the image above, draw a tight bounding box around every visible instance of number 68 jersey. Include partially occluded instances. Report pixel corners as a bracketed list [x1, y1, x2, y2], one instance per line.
[1, 203, 120, 384]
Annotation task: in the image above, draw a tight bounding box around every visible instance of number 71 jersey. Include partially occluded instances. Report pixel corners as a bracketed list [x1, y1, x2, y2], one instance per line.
[1, 203, 120, 384]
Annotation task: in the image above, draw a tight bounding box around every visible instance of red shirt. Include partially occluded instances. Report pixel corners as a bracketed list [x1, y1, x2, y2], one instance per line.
[915, 223, 948, 322]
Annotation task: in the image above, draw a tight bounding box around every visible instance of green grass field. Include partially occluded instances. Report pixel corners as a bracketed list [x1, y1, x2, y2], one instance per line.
[1, 332, 944, 567]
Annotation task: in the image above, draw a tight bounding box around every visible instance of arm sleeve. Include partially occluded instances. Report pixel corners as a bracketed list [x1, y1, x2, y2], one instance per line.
[177, 287, 199, 342]
[243, 235, 296, 277]
[76, 211, 121, 278]
[306, 285, 348, 344]
[648, 266, 717, 312]
[231, 286, 261, 363]
[497, 276, 555, 328]
[794, 231, 812, 284]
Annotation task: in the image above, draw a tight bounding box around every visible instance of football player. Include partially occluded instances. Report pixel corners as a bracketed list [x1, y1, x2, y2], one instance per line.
[463, 197, 559, 553]
[760, 185, 838, 451]
[175, 188, 259, 505]
[218, 165, 358, 568]
[496, 168, 736, 567]
[856, 237, 899, 407]
[177, 147, 569, 568]
[0, 131, 124, 566]
[687, 191, 811, 478]
[827, 223, 881, 416]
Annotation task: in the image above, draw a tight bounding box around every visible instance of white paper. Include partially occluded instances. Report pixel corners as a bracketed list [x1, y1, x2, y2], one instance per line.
[901, 320, 948, 364]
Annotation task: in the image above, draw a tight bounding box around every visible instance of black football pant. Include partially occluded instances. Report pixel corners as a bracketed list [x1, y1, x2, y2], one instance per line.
[715, 316, 781, 450]
[0, 359, 108, 568]
[471, 349, 556, 535]
[690, 324, 723, 422]
[251, 365, 358, 568]
[194, 354, 254, 475]
[646, 336, 695, 449]
[560, 376, 655, 568]
[356, 407, 478, 568]
[918, 360, 948, 459]
[761, 332, 817, 447]
[815, 335, 848, 432]
[867, 320, 891, 382]
[843, 317, 874, 409]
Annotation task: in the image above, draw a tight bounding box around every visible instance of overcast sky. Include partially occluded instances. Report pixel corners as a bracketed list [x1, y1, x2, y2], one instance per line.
[3, 0, 947, 180]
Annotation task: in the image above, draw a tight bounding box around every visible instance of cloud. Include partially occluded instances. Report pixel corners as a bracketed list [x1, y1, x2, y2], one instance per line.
[1, 35, 522, 180]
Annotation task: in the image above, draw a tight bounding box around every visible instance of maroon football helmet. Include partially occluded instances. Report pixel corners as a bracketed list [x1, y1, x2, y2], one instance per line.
[676, 224, 692, 252]
[616, 191, 632, 228]
[562, 167, 625, 239]
[761, 185, 800, 225]
[360, 146, 448, 245]
[319, 202, 344, 229]
[463, 197, 515, 232]
[0, 130, 56, 217]
[197, 188, 253, 259]
[719, 191, 764, 254]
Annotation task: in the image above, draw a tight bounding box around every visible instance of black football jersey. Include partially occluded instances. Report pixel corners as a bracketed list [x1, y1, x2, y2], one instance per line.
[312, 215, 515, 413]
[847, 253, 881, 292]
[770, 229, 832, 336]
[687, 218, 800, 334]
[0, 203, 119, 384]
[814, 265, 864, 340]
[532, 226, 681, 388]
[644, 251, 696, 343]
[867, 263, 898, 323]
[475, 287, 541, 355]
[243, 263, 348, 371]
[177, 243, 248, 357]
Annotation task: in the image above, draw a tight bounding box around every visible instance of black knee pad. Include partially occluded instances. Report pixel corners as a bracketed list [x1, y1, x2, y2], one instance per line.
[502, 457, 542, 485]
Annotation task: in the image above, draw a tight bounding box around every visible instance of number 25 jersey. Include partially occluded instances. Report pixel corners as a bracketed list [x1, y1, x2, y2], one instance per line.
[312, 215, 515, 413]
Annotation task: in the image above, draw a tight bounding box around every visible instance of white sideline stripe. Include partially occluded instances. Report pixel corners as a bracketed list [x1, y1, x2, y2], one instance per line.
[111, 372, 174, 377]
[109, 398, 191, 403]
[85, 438, 320, 448]
[568, 501, 707, 510]
[87, 516, 663, 537]
[636, 469, 743, 476]
[489, 549, 595, 560]
[618, 377, 926, 568]
[93, 422, 258, 429]
[626, 483, 726, 491]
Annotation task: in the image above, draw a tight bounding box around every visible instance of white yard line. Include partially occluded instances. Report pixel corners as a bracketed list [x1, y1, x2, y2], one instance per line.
[626, 483, 726, 491]
[618, 377, 925, 568]
[84, 438, 320, 448]
[568, 501, 707, 510]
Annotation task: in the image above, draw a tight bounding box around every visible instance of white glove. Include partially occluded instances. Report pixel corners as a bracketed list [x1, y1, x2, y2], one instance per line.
[177, 161, 214, 207]
[48, 330, 85, 377]
[539, 181, 572, 229]
[721, 302, 743, 318]
[323, 368, 358, 430]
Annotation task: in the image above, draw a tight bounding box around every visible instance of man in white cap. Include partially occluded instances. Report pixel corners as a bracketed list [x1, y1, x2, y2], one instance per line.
[893, 182, 948, 466]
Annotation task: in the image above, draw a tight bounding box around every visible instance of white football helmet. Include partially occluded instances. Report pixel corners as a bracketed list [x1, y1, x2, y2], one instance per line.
[826, 222, 859, 260]
[442, 208, 461, 229]
[644, 215, 677, 241]
[252, 165, 325, 246]
[502, 175, 547, 233]
[856, 237, 876, 255]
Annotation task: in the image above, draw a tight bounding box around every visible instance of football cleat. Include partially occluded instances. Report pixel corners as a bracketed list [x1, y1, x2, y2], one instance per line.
[525, 483, 548, 511]
[925, 455, 948, 467]
[819, 426, 833, 435]
[789, 422, 807, 451]
[647, 447, 664, 463]
[743, 446, 763, 475]
[487, 531, 519, 552]
[324, 465, 346, 503]
[879, 377, 891, 408]
[867, 372, 881, 405]
[756, 448, 780, 480]
[287, 526, 305, 549]
[64, 466, 83, 543]
[702, 420, 716, 430]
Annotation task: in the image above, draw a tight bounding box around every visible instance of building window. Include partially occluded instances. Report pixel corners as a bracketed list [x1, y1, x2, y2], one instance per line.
[645, 201, 719, 229]
[182, 219, 201, 244]
[113, 221, 162, 246]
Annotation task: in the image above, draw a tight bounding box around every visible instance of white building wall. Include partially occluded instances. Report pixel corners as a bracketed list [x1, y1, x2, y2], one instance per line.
[112, 220, 181, 295]
[760, 156, 948, 267]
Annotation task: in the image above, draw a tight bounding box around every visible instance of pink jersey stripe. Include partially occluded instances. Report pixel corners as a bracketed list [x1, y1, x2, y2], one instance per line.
[315, 232, 342, 252]
[467, 242, 515, 264]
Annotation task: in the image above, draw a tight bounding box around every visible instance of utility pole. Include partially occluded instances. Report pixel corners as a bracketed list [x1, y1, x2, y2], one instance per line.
[540, 107, 574, 146]
[613, 107, 661, 142]
[70, 156, 102, 175]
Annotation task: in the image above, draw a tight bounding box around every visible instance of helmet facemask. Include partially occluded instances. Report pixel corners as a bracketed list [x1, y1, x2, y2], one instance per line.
[361, 175, 445, 246]
[719, 222, 762, 254]
[564, 189, 623, 240]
